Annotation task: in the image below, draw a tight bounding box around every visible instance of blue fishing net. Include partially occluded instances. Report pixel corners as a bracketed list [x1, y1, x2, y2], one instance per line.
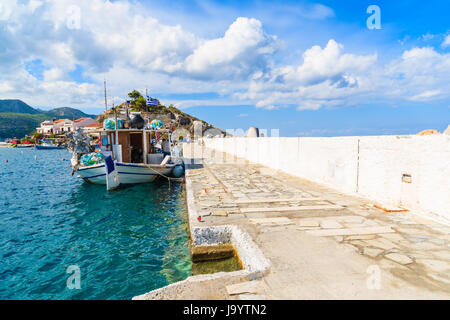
[103, 119, 116, 130]
[80, 152, 106, 166]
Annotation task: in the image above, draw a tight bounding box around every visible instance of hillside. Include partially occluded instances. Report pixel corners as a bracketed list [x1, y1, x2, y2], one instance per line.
[0, 99, 96, 139]
[0, 113, 48, 139]
[99, 101, 226, 137]
[0, 97, 224, 139]
[0, 99, 40, 114]
[41, 107, 96, 119]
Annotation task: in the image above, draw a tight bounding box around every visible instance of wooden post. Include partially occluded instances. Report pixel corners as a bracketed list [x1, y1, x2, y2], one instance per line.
[143, 130, 148, 164]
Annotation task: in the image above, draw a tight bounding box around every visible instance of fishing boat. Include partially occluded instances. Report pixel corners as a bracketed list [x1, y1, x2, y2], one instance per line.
[36, 139, 64, 150]
[76, 158, 174, 184]
[69, 125, 182, 189]
[15, 144, 34, 148]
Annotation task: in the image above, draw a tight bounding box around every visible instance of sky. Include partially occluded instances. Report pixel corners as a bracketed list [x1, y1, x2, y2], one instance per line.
[0, 0, 449, 136]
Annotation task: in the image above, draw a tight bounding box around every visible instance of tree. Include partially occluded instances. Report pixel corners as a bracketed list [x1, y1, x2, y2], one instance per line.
[127, 90, 148, 112]
[128, 90, 142, 101]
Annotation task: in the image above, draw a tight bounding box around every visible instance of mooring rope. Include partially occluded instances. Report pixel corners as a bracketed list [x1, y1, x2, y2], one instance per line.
[143, 164, 185, 190]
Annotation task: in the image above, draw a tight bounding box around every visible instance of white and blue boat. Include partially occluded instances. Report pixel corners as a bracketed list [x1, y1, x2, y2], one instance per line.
[16, 144, 34, 148]
[76, 161, 175, 184]
[36, 140, 64, 150]
[70, 126, 180, 189]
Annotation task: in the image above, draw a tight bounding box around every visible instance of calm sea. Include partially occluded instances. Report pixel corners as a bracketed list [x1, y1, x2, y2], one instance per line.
[0, 148, 191, 299]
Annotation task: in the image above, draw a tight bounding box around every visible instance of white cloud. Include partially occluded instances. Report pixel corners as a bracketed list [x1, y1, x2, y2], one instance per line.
[237, 42, 450, 111]
[185, 17, 278, 79]
[0, 0, 449, 115]
[43, 67, 65, 81]
[410, 90, 441, 101]
[0, 0, 279, 109]
[285, 39, 376, 86]
[240, 40, 377, 110]
[443, 35, 450, 47]
[303, 4, 335, 20]
[384, 47, 450, 101]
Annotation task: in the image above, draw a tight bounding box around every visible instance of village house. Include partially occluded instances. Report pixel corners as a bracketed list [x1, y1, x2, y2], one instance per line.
[53, 119, 74, 133]
[36, 118, 97, 134]
[73, 118, 96, 130]
[81, 122, 102, 136]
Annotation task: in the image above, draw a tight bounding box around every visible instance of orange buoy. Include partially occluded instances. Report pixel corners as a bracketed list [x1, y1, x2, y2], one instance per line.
[5, 159, 8, 163]
[62, 158, 65, 161]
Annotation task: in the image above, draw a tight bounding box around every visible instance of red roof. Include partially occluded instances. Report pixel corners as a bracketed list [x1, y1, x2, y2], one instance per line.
[53, 119, 71, 123]
[84, 123, 101, 127]
[75, 117, 90, 122]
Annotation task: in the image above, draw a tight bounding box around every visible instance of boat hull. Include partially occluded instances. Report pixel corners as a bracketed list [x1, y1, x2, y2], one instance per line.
[36, 145, 64, 150]
[16, 144, 34, 148]
[76, 162, 174, 184]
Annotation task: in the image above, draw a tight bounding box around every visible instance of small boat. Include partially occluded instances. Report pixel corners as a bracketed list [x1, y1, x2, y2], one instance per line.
[16, 144, 34, 148]
[69, 125, 181, 189]
[36, 145, 64, 149]
[36, 141, 64, 150]
[76, 160, 175, 184]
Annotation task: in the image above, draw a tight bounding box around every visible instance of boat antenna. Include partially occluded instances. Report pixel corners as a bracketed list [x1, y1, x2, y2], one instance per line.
[104, 78, 108, 111]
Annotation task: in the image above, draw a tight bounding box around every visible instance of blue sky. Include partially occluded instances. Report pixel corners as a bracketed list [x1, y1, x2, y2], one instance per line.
[0, 0, 449, 136]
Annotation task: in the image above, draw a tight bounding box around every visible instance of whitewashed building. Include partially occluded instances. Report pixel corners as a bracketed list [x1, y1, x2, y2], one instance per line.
[37, 120, 55, 134]
[53, 119, 74, 133]
[73, 118, 96, 130]
[36, 118, 96, 134]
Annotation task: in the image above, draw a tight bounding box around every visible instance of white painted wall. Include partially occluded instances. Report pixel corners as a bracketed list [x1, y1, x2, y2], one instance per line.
[203, 135, 450, 219]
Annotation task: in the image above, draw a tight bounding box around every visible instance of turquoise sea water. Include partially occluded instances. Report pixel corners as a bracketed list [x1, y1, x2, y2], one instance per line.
[0, 148, 191, 300]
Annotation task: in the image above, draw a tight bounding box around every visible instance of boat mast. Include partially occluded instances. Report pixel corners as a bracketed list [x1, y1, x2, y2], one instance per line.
[104, 78, 108, 112]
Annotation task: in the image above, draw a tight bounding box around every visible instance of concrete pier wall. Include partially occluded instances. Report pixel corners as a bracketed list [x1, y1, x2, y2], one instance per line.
[202, 135, 450, 219]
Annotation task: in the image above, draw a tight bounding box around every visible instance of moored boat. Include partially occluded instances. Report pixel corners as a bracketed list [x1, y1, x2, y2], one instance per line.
[36, 139, 65, 150]
[36, 145, 64, 149]
[68, 123, 182, 189]
[15, 144, 34, 148]
[76, 161, 175, 184]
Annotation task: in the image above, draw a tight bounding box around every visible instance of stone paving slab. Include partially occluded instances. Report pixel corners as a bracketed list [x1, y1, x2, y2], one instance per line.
[384, 253, 414, 265]
[249, 217, 293, 226]
[305, 226, 395, 237]
[235, 197, 322, 204]
[320, 220, 344, 229]
[240, 204, 343, 213]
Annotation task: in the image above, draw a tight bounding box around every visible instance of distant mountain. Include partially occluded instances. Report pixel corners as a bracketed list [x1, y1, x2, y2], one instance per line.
[42, 107, 96, 120]
[0, 99, 97, 139]
[0, 99, 40, 114]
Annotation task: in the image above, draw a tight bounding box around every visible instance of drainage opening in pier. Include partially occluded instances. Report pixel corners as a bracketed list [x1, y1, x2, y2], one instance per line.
[190, 243, 243, 275]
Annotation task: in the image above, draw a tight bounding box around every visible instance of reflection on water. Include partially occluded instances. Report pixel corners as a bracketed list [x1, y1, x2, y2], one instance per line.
[0, 148, 191, 300]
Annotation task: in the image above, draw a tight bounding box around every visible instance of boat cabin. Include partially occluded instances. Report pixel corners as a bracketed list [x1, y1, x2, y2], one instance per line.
[96, 129, 171, 165]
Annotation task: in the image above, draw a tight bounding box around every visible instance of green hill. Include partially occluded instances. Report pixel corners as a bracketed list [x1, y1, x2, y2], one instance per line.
[40, 107, 96, 119]
[0, 99, 40, 114]
[0, 113, 48, 139]
[0, 99, 96, 139]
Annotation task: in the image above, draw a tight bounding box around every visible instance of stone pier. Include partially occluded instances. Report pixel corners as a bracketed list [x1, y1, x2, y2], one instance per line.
[134, 146, 450, 300]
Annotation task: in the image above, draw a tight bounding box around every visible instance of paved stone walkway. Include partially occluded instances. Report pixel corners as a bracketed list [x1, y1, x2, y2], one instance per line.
[148, 146, 450, 299]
